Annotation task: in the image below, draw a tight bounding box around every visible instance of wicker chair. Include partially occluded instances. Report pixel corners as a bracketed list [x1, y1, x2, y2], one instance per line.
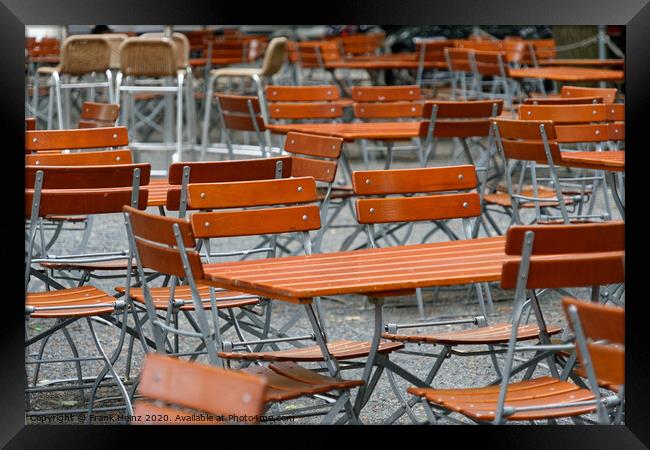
[200, 37, 288, 159]
[115, 36, 190, 171]
[32, 35, 113, 129]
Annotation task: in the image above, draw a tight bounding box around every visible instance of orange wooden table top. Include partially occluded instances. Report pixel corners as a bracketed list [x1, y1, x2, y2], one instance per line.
[266, 121, 422, 141]
[201, 236, 512, 303]
[508, 66, 624, 82]
[538, 58, 625, 68]
[559, 151, 625, 172]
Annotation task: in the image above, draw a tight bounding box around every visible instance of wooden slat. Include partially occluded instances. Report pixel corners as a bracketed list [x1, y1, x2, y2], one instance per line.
[505, 221, 624, 255]
[26, 189, 148, 217]
[268, 102, 342, 120]
[500, 139, 563, 165]
[25, 149, 133, 166]
[424, 100, 504, 119]
[137, 353, 267, 419]
[222, 112, 266, 132]
[493, 118, 557, 140]
[25, 126, 129, 152]
[79, 102, 120, 123]
[266, 85, 340, 101]
[135, 236, 204, 278]
[354, 101, 423, 119]
[267, 122, 421, 141]
[25, 163, 151, 189]
[356, 193, 481, 224]
[124, 205, 195, 247]
[518, 104, 624, 123]
[187, 177, 317, 210]
[500, 253, 625, 290]
[216, 94, 261, 113]
[508, 67, 624, 82]
[351, 85, 421, 102]
[284, 132, 343, 159]
[523, 96, 604, 105]
[168, 157, 292, 185]
[352, 165, 477, 195]
[191, 205, 321, 238]
[290, 156, 338, 183]
[561, 86, 617, 104]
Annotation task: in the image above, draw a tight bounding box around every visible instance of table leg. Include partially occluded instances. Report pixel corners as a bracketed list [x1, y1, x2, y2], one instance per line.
[353, 297, 384, 415]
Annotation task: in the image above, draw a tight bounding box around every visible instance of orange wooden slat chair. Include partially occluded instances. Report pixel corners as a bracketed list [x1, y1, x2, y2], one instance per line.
[133, 353, 267, 424]
[562, 297, 625, 424]
[123, 182, 365, 423]
[200, 93, 270, 160]
[351, 85, 424, 169]
[290, 40, 341, 84]
[263, 84, 349, 155]
[409, 221, 624, 424]
[491, 117, 618, 225]
[115, 158, 297, 359]
[78, 101, 120, 128]
[25, 163, 150, 420]
[414, 39, 456, 95]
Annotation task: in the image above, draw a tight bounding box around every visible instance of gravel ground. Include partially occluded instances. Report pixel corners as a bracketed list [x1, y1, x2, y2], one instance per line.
[25, 134, 623, 425]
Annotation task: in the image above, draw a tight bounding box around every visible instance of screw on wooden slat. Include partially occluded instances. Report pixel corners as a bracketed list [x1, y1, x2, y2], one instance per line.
[290, 140, 295, 144]
[204, 222, 210, 227]
[369, 207, 375, 214]
[200, 192, 206, 199]
[463, 202, 469, 208]
[302, 215, 308, 220]
[458, 174, 464, 180]
[33, 138, 38, 143]
[113, 134, 118, 139]
[365, 179, 371, 184]
[297, 186, 303, 192]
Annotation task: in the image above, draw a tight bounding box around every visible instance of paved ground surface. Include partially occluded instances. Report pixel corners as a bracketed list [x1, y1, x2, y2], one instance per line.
[25, 130, 623, 425]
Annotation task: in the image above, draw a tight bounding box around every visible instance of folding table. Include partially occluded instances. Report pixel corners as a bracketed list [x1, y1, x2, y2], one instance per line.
[201, 235, 515, 419]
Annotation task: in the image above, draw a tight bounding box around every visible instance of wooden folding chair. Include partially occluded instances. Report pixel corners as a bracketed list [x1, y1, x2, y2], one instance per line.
[562, 297, 625, 424]
[518, 103, 625, 218]
[25, 163, 150, 420]
[351, 85, 424, 169]
[200, 93, 271, 160]
[410, 221, 624, 424]
[413, 39, 455, 96]
[123, 190, 365, 423]
[492, 117, 619, 224]
[264, 85, 347, 149]
[290, 41, 341, 85]
[133, 353, 267, 424]
[116, 158, 294, 369]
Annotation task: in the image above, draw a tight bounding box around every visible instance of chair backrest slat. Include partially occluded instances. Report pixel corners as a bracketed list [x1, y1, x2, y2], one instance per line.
[78, 101, 120, 128]
[493, 118, 563, 165]
[354, 102, 422, 119]
[191, 204, 321, 238]
[27, 189, 147, 217]
[290, 156, 338, 183]
[26, 149, 133, 166]
[501, 253, 625, 290]
[351, 86, 421, 102]
[561, 86, 617, 104]
[187, 177, 317, 210]
[356, 193, 481, 224]
[353, 165, 477, 195]
[266, 85, 340, 102]
[124, 205, 202, 278]
[25, 126, 129, 152]
[268, 102, 342, 120]
[25, 163, 150, 189]
[518, 104, 625, 123]
[504, 221, 624, 255]
[136, 353, 267, 420]
[523, 96, 604, 105]
[284, 132, 342, 159]
[423, 100, 504, 119]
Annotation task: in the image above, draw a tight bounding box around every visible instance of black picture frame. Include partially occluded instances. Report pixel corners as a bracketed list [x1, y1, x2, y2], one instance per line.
[3, 0, 648, 447]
